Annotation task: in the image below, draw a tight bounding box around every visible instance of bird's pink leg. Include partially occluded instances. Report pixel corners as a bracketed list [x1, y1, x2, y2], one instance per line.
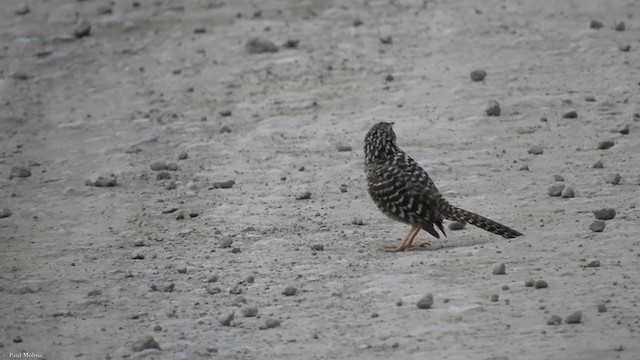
[384, 225, 420, 252]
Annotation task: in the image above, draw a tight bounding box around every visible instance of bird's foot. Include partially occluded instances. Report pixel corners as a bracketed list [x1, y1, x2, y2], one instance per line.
[383, 243, 429, 252]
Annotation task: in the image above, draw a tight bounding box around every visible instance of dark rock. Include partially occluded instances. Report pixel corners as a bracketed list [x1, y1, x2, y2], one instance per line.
[547, 184, 565, 197]
[211, 180, 235, 189]
[485, 100, 501, 116]
[597, 140, 614, 150]
[528, 145, 543, 155]
[493, 263, 506, 275]
[614, 22, 625, 31]
[246, 37, 278, 54]
[590, 20, 603, 29]
[470, 69, 487, 82]
[283, 39, 300, 48]
[547, 315, 562, 325]
[131, 335, 160, 352]
[10, 164, 31, 179]
[589, 220, 605, 232]
[592, 208, 616, 220]
[0, 208, 12, 219]
[604, 173, 621, 185]
[416, 293, 434, 309]
[296, 191, 312, 200]
[562, 110, 578, 119]
[282, 286, 297, 296]
[73, 20, 92, 38]
[448, 221, 465, 230]
[564, 311, 582, 324]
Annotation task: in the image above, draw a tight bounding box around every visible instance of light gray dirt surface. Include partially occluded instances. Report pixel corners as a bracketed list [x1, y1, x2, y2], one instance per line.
[1, 1, 639, 359]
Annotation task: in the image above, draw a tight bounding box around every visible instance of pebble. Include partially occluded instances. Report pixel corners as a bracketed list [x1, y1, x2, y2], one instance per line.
[241, 307, 258, 317]
[614, 22, 625, 31]
[502, 285, 510, 290]
[175, 212, 184, 220]
[597, 140, 614, 150]
[554, 175, 565, 182]
[590, 20, 603, 29]
[589, 220, 606, 232]
[219, 238, 233, 248]
[416, 293, 433, 309]
[336, 143, 352, 152]
[585, 95, 596, 102]
[13, 336, 22, 343]
[246, 37, 278, 54]
[385, 74, 394, 82]
[177, 266, 187, 274]
[283, 39, 300, 48]
[150, 161, 167, 171]
[10, 164, 31, 179]
[527, 145, 543, 155]
[493, 263, 506, 275]
[470, 69, 487, 82]
[564, 311, 582, 324]
[193, 27, 207, 34]
[339, 184, 348, 192]
[597, 304, 607, 313]
[562, 110, 578, 119]
[379, 36, 392, 44]
[310, 244, 324, 251]
[353, 19, 363, 27]
[218, 311, 234, 326]
[206, 284, 221, 295]
[153, 325, 162, 332]
[219, 110, 232, 117]
[73, 20, 92, 38]
[131, 335, 160, 352]
[165, 162, 178, 171]
[12, 71, 29, 80]
[156, 171, 171, 180]
[85, 173, 117, 187]
[519, 164, 529, 171]
[220, 125, 232, 133]
[282, 286, 297, 296]
[189, 211, 199, 218]
[396, 299, 403, 307]
[561, 185, 575, 198]
[485, 100, 501, 116]
[260, 319, 281, 330]
[592, 208, 616, 220]
[87, 289, 102, 297]
[15, 3, 30, 15]
[586, 259, 600, 268]
[524, 279, 534, 287]
[245, 275, 255, 283]
[448, 221, 465, 230]
[207, 274, 219, 283]
[163, 283, 175, 293]
[229, 285, 243, 294]
[604, 173, 621, 185]
[618, 124, 630, 134]
[534, 280, 548, 289]
[178, 152, 188, 160]
[165, 180, 177, 190]
[211, 180, 235, 189]
[132, 252, 145, 260]
[592, 160, 604, 169]
[296, 191, 312, 200]
[351, 217, 365, 226]
[162, 207, 179, 214]
[0, 208, 12, 219]
[618, 44, 631, 52]
[547, 315, 562, 326]
[490, 294, 499, 302]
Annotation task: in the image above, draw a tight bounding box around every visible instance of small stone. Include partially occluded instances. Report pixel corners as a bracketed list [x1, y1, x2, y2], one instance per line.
[178, 152, 188, 160]
[336, 143, 352, 152]
[13, 336, 22, 343]
[283, 39, 300, 48]
[590, 20, 603, 29]
[485, 100, 501, 116]
[502, 285, 510, 291]
[562, 110, 578, 119]
[175, 212, 184, 220]
[73, 20, 92, 38]
[131, 335, 160, 352]
[597, 140, 614, 150]
[177, 266, 187, 274]
[220, 125, 232, 133]
[586, 259, 600, 268]
[0, 208, 12, 219]
[153, 325, 162, 332]
[310, 244, 324, 251]
[150, 161, 167, 171]
[604, 173, 621, 185]
[206, 284, 221, 295]
[554, 175, 565, 182]
[585, 96, 596, 102]
[241, 307, 258, 317]
[93, 173, 117, 187]
[246, 37, 278, 54]
[219, 238, 233, 248]
[534, 280, 548, 289]
[339, 184, 348, 192]
[351, 217, 365, 226]
[193, 27, 207, 34]
[229, 285, 243, 294]
[245, 275, 255, 283]
[493, 263, 506, 275]
[561, 185, 575, 198]
[218, 311, 234, 326]
[231, 247, 241, 253]
[211, 180, 235, 189]
[260, 319, 281, 329]
[10, 164, 31, 179]
[385, 74, 394, 82]
[528, 145, 543, 155]
[189, 211, 199, 218]
[87, 289, 102, 297]
[592, 208, 616, 220]
[165, 162, 178, 171]
[207, 274, 219, 283]
[162, 207, 179, 214]
[132, 252, 145, 260]
[396, 299, 403, 307]
[519, 164, 529, 171]
[379, 36, 392, 44]
[597, 304, 607, 313]
[12, 71, 29, 80]
[618, 44, 631, 52]
[448, 221, 465, 230]
[416, 293, 434, 309]
[592, 160, 604, 169]
[371, 312, 379, 318]
[589, 220, 606, 232]
[165, 180, 177, 190]
[564, 311, 582, 324]
[296, 191, 311, 200]
[156, 171, 171, 180]
[524, 279, 534, 287]
[490, 294, 499, 302]
[282, 286, 297, 296]
[353, 19, 363, 27]
[470, 69, 487, 82]
[614, 22, 625, 31]
[547, 315, 562, 326]
[15, 3, 30, 15]
[162, 283, 175, 292]
[618, 124, 630, 134]
[219, 110, 232, 117]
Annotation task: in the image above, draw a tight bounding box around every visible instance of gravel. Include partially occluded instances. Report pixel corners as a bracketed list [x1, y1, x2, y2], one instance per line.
[448, 221, 465, 230]
[246, 37, 278, 54]
[492, 263, 506, 275]
[547, 315, 562, 325]
[131, 335, 160, 352]
[470, 69, 487, 82]
[562, 110, 578, 119]
[585, 259, 600, 268]
[336, 142, 352, 152]
[592, 208, 616, 220]
[597, 140, 614, 150]
[597, 304, 607, 313]
[548, 184, 565, 197]
[0, 208, 12, 219]
[10, 164, 31, 179]
[564, 311, 582, 324]
[416, 293, 434, 309]
[589, 220, 606, 232]
[211, 180, 235, 189]
[604, 173, 621, 185]
[296, 191, 312, 200]
[485, 100, 501, 116]
[527, 145, 543, 155]
[282, 286, 297, 296]
[73, 20, 92, 38]
[589, 20, 603, 29]
[534, 280, 548, 289]
[241, 307, 259, 317]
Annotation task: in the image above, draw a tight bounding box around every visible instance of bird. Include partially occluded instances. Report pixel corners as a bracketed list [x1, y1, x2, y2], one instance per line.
[364, 121, 523, 252]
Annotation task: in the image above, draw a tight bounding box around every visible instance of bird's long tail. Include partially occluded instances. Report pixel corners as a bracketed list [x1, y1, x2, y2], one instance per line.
[437, 199, 523, 238]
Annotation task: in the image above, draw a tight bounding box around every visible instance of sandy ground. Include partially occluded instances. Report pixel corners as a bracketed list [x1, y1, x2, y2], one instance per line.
[1, 0, 640, 359]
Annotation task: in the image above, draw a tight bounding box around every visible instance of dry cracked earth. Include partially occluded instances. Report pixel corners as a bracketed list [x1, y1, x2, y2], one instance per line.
[1, 0, 640, 359]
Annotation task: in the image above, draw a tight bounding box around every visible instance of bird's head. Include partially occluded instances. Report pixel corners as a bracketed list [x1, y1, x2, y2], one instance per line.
[364, 121, 397, 164]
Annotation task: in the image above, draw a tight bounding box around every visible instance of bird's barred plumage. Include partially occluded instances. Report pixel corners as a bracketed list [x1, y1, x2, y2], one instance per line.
[364, 122, 522, 250]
